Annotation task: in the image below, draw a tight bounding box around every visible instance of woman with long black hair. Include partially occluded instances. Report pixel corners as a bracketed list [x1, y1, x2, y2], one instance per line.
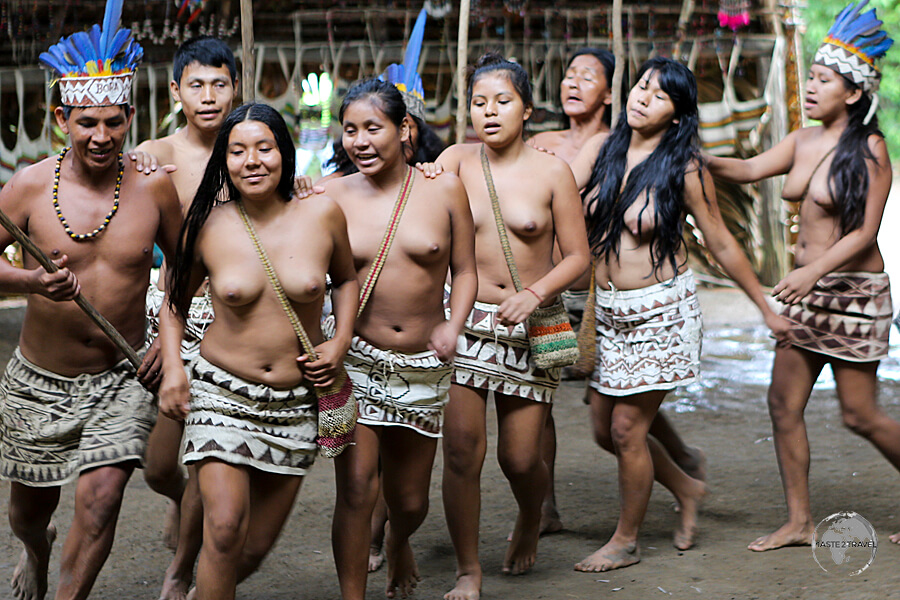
[708, 1, 899, 552]
[158, 102, 358, 600]
[576, 57, 789, 572]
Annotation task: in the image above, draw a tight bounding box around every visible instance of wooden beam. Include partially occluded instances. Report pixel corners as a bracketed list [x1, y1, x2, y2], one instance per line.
[455, 0, 471, 145]
[241, 0, 256, 101]
[611, 0, 625, 126]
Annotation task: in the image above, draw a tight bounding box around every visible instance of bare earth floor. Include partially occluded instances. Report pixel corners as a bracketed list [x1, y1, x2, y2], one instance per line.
[1, 289, 900, 600]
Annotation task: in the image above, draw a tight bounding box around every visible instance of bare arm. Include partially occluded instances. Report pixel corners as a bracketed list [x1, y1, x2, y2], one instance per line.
[0, 168, 80, 299]
[686, 166, 790, 340]
[772, 135, 892, 304]
[301, 198, 359, 387]
[432, 175, 477, 361]
[706, 130, 798, 184]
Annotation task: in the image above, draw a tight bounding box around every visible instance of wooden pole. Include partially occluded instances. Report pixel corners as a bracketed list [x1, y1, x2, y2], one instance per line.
[240, 0, 256, 102]
[455, 0, 471, 145]
[0, 210, 141, 369]
[610, 0, 625, 127]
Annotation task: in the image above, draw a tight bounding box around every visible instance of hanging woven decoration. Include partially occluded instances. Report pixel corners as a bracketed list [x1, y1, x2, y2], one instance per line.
[176, 0, 206, 25]
[718, 0, 750, 32]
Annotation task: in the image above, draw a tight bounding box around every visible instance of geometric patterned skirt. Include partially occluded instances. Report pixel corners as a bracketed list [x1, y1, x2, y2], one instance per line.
[779, 271, 892, 362]
[590, 270, 703, 396]
[182, 355, 317, 476]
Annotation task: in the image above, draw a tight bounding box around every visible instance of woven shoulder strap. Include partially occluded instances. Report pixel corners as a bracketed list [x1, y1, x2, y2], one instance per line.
[480, 144, 523, 293]
[237, 200, 319, 360]
[357, 166, 415, 317]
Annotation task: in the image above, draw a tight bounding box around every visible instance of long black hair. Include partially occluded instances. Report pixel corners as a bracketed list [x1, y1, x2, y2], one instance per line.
[827, 82, 883, 236]
[584, 57, 705, 280]
[564, 48, 615, 128]
[168, 102, 296, 318]
[466, 52, 534, 109]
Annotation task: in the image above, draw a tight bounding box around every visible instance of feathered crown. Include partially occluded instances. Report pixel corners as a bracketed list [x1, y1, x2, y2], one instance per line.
[814, 0, 893, 95]
[39, 0, 143, 107]
[381, 8, 427, 121]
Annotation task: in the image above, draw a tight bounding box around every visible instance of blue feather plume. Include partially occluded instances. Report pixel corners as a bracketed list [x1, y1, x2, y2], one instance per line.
[402, 9, 427, 94]
[100, 0, 124, 58]
[826, 0, 894, 61]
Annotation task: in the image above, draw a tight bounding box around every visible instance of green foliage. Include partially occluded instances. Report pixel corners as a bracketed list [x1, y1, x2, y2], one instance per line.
[802, 0, 900, 161]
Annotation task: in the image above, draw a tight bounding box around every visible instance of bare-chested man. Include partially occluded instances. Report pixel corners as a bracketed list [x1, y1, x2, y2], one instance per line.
[135, 36, 238, 600]
[0, 16, 182, 600]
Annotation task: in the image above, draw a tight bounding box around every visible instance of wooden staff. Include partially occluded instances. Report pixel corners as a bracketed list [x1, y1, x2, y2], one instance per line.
[455, 0, 471, 145]
[240, 0, 256, 102]
[0, 209, 141, 369]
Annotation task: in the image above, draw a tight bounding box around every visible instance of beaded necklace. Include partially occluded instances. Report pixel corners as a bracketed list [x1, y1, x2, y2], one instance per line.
[53, 146, 124, 241]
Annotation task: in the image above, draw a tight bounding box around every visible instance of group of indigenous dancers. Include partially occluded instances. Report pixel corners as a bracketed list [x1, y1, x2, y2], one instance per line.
[0, 1, 898, 599]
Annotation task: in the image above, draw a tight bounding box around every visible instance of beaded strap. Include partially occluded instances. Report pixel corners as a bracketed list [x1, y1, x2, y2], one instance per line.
[53, 146, 124, 240]
[236, 200, 319, 360]
[480, 145, 524, 293]
[356, 166, 415, 317]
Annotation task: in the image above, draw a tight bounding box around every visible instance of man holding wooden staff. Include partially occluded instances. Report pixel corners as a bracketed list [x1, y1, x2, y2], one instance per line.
[0, 2, 182, 598]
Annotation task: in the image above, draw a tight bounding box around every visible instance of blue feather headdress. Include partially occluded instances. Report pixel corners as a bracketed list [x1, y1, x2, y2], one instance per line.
[380, 8, 427, 120]
[39, 0, 143, 107]
[814, 0, 893, 96]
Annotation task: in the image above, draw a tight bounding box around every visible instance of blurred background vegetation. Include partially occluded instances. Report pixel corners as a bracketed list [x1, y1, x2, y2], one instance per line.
[802, 0, 899, 161]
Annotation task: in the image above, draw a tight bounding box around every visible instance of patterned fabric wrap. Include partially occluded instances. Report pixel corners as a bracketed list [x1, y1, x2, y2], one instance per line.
[779, 271, 891, 362]
[182, 355, 318, 475]
[344, 336, 452, 437]
[447, 289, 560, 403]
[813, 0, 893, 95]
[0, 346, 155, 486]
[146, 279, 214, 363]
[527, 301, 579, 369]
[591, 270, 702, 396]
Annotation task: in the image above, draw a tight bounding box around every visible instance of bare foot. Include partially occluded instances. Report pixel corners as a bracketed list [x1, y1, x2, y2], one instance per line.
[673, 478, 708, 550]
[890, 531, 900, 544]
[443, 570, 481, 600]
[539, 504, 564, 536]
[163, 499, 180, 551]
[158, 564, 191, 600]
[748, 522, 814, 552]
[11, 524, 57, 600]
[368, 545, 385, 572]
[678, 446, 707, 483]
[385, 524, 420, 599]
[503, 514, 540, 575]
[574, 539, 640, 572]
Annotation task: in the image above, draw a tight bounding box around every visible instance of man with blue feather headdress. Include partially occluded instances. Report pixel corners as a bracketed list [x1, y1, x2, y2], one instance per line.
[0, 1, 183, 598]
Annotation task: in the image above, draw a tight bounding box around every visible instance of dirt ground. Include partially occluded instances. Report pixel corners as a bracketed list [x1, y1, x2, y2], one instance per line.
[2, 289, 900, 600]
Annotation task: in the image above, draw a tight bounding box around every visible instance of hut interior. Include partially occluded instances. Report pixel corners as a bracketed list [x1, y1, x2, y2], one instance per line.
[0, 0, 805, 283]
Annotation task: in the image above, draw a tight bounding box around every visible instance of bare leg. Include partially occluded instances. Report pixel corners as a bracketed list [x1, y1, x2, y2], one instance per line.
[380, 427, 438, 599]
[368, 482, 388, 573]
[194, 460, 249, 600]
[748, 346, 823, 552]
[144, 413, 188, 550]
[9, 483, 60, 600]
[576, 391, 666, 572]
[160, 466, 203, 600]
[495, 393, 551, 576]
[649, 412, 707, 482]
[332, 425, 380, 600]
[55, 464, 134, 600]
[539, 409, 564, 535]
[442, 384, 488, 600]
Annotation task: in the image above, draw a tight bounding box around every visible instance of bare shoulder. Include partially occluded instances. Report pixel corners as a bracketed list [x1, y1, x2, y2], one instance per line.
[438, 142, 479, 167]
[296, 192, 343, 220]
[867, 133, 890, 163]
[529, 129, 563, 146]
[526, 144, 572, 176]
[134, 136, 176, 164]
[0, 157, 53, 199]
[417, 168, 464, 195]
[124, 155, 176, 197]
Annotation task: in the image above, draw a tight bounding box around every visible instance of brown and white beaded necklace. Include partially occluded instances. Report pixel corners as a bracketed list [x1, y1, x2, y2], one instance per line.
[53, 146, 124, 241]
